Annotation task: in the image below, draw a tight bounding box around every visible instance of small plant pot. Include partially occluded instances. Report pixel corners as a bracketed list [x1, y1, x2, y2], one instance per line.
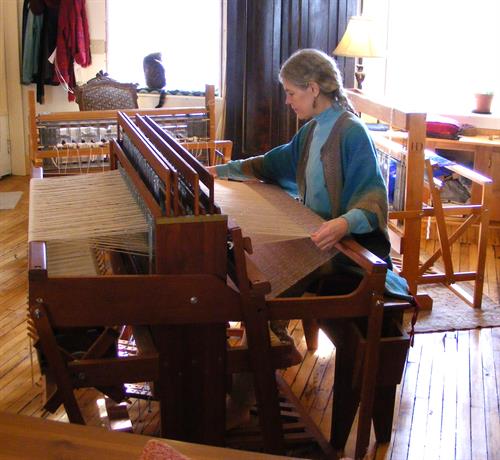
[473, 93, 494, 114]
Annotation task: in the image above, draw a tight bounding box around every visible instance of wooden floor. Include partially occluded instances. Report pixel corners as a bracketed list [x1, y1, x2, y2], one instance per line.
[1, 174, 499, 459]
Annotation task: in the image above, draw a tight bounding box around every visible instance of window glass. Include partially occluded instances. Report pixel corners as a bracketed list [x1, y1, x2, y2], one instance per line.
[107, 0, 222, 92]
[361, 0, 500, 112]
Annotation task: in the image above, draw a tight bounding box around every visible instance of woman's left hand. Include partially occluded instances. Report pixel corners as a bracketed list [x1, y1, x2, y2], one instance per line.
[310, 217, 349, 251]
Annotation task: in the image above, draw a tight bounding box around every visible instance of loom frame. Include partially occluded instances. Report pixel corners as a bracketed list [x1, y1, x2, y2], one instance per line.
[28, 85, 231, 175]
[347, 90, 492, 308]
[28, 112, 398, 458]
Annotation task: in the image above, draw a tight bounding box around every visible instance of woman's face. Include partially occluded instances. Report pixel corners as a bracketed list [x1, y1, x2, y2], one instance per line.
[282, 79, 315, 120]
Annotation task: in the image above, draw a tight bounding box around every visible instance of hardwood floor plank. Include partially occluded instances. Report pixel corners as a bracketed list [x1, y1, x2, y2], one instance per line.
[439, 332, 459, 460]
[470, 330, 488, 460]
[492, 328, 500, 427]
[298, 349, 333, 414]
[307, 339, 335, 429]
[389, 334, 424, 460]
[4, 381, 44, 414]
[289, 349, 318, 401]
[318, 395, 332, 444]
[422, 333, 446, 460]
[479, 329, 500, 460]
[0, 361, 38, 407]
[456, 330, 472, 460]
[0, 335, 34, 380]
[406, 333, 434, 460]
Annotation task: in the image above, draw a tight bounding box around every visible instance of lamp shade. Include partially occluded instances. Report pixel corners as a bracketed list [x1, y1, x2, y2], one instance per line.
[333, 16, 385, 58]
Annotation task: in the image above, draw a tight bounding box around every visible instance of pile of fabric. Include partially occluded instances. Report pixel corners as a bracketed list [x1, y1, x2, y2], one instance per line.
[21, 0, 91, 103]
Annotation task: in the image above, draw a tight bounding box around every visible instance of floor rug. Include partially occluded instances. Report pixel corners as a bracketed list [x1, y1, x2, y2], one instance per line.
[0, 191, 23, 210]
[406, 283, 500, 333]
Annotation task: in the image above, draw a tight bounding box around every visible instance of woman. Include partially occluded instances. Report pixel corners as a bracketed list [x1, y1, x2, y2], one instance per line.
[211, 48, 393, 265]
[211, 49, 409, 428]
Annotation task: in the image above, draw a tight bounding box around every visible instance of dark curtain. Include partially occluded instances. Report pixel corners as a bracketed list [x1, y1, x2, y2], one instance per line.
[225, 0, 357, 159]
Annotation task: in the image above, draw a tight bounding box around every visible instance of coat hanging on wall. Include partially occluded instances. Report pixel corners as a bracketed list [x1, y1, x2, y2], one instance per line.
[21, 0, 60, 104]
[53, 0, 92, 101]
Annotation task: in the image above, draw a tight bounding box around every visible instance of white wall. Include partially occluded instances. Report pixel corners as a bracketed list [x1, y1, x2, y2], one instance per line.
[3, 0, 27, 175]
[0, 0, 12, 177]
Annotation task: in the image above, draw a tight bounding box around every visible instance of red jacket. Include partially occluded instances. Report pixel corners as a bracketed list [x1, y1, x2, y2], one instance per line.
[55, 0, 91, 100]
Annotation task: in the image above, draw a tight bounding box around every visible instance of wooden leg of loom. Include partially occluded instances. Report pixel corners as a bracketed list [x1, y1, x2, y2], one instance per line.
[31, 304, 85, 424]
[42, 327, 126, 413]
[105, 397, 133, 433]
[425, 160, 455, 284]
[151, 324, 227, 446]
[323, 319, 361, 450]
[302, 319, 320, 351]
[372, 385, 397, 443]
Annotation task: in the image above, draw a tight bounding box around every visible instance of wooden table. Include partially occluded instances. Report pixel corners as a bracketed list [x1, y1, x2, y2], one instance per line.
[0, 412, 300, 460]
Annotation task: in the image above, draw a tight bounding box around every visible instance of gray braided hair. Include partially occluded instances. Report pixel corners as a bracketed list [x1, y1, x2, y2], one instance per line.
[279, 48, 356, 114]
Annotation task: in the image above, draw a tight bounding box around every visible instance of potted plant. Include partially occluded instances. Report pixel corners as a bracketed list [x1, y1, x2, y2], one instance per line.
[473, 91, 494, 114]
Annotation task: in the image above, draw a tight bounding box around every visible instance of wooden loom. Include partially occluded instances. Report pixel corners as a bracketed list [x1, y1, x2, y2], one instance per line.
[28, 111, 402, 459]
[347, 90, 492, 308]
[28, 85, 232, 175]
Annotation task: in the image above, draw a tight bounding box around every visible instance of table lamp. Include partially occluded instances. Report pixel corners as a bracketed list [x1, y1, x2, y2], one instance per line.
[333, 16, 385, 90]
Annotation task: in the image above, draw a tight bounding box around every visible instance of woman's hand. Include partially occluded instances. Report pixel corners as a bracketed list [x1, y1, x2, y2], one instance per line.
[310, 217, 349, 251]
[206, 166, 218, 178]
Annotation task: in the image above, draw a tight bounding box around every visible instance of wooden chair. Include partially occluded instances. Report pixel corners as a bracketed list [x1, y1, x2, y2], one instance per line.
[74, 71, 139, 111]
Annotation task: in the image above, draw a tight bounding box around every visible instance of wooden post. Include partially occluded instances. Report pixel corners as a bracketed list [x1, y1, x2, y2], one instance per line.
[473, 181, 491, 307]
[28, 90, 40, 169]
[205, 84, 217, 166]
[400, 113, 426, 294]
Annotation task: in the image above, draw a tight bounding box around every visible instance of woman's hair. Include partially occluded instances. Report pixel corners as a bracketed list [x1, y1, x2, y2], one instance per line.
[279, 48, 355, 114]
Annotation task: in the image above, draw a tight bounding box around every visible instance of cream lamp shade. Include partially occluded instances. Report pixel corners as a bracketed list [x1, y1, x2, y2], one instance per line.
[333, 16, 385, 90]
[333, 16, 385, 58]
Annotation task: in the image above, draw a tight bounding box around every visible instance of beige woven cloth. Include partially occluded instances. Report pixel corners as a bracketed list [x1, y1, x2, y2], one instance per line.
[215, 180, 334, 298]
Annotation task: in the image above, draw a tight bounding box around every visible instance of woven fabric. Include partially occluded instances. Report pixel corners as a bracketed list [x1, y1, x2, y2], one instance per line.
[214, 180, 333, 298]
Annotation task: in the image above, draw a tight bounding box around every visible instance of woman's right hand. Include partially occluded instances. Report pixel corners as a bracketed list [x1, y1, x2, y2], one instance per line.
[206, 166, 218, 178]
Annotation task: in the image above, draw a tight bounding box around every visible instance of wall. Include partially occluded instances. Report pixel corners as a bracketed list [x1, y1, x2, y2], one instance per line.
[3, 0, 26, 175]
[0, 0, 11, 176]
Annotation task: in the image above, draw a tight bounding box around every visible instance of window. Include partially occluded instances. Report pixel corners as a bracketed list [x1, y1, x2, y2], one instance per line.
[106, 0, 223, 92]
[361, 0, 500, 113]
